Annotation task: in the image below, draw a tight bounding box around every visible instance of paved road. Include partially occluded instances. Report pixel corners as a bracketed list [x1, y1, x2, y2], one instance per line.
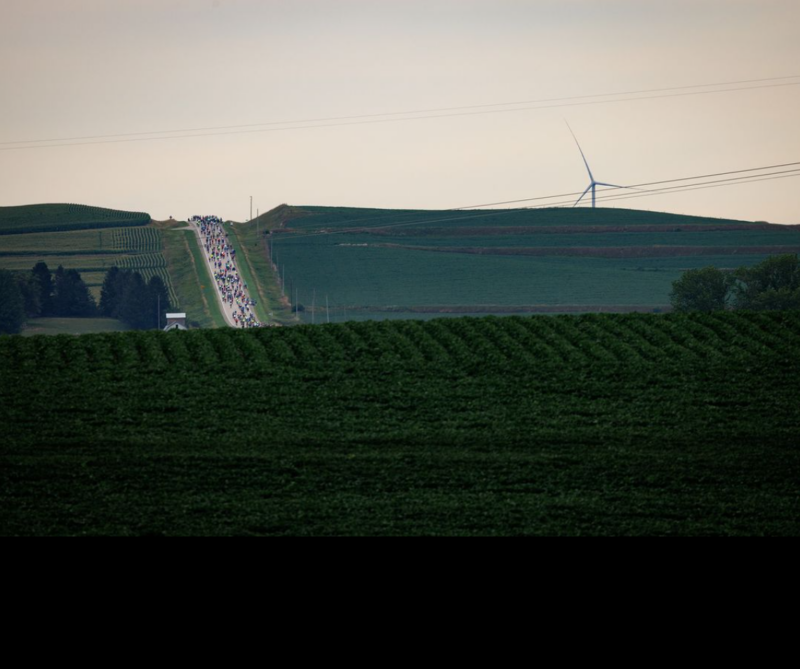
[191, 221, 247, 328]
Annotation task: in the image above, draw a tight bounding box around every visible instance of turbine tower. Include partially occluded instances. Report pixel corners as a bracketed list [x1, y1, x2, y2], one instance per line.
[566, 121, 625, 208]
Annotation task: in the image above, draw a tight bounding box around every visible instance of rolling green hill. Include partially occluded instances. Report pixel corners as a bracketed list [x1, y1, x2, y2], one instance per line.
[260, 206, 800, 320]
[0, 203, 150, 235]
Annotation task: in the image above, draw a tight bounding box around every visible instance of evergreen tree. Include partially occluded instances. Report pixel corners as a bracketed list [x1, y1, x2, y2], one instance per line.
[147, 275, 172, 329]
[52, 266, 97, 317]
[0, 269, 26, 335]
[31, 261, 53, 316]
[119, 272, 151, 329]
[99, 266, 124, 317]
[15, 272, 41, 317]
[100, 269, 172, 329]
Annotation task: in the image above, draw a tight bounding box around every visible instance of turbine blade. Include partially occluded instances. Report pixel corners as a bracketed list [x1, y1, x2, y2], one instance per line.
[574, 183, 592, 208]
[565, 120, 595, 182]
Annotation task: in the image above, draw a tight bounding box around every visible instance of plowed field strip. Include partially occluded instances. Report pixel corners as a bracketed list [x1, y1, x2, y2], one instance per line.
[355, 224, 780, 236]
[378, 244, 800, 258]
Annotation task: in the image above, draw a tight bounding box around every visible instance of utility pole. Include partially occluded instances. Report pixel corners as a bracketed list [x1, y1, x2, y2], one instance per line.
[250, 196, 253, 222]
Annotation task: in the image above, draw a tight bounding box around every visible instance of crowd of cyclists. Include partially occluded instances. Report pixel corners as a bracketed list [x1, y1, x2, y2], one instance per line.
[193, 215, 263, 329]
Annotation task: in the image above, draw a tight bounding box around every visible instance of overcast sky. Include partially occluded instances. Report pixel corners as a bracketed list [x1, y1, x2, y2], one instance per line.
[1, 0, 798, 223]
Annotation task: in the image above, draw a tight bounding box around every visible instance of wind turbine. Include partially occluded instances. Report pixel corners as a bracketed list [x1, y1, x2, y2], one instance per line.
[566, 121, 626, 208]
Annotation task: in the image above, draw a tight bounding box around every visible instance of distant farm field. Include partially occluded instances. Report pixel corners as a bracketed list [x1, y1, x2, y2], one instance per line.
[1, 312, 799, 536]
[264, 206, 800, 321]
[0, 203, 150, 235]
[0, 205, 178, 305]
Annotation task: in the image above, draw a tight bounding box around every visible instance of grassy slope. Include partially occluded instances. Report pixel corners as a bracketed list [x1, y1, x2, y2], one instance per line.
[1, 313, 798, 536]
[158, 222, 226, 329]
[224, 222, 279, 325]
[229, 209, 301, 325]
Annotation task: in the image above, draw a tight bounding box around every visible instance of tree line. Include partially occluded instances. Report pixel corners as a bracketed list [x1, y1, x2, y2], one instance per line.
[671, 254, 800, 313]
[98, 266, 172, 330]
[0, 262, 172, 334]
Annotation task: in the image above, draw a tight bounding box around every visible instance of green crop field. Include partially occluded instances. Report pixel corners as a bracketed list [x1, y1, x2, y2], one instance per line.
[1, 312, 798, 536]
[265, 206, 800, 321]
[0, 228, 121, 255]
[112, 227, 162, 252]
[0, 207, 178, 306]
[0, 204, 150, 235]
[338, 229, 800, 249]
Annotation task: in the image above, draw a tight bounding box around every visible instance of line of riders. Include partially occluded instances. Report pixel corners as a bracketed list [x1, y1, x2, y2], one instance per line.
[193, 215, 263, 329]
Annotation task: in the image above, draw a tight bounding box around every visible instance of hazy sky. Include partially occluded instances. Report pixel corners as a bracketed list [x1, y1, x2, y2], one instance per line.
[1, 0, 799, 223]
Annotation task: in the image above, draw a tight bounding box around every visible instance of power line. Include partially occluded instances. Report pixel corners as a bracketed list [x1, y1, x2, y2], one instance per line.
[563, 171, 800, 208]
[490, 172, 800, 212]
[2, 79, 799, 152]
[598, 168, 800, 199]
[455, 161, 800, 209]
[272, 161, 800, 241]
[230, 160, 800, 238]
[3, 74, 797, 147]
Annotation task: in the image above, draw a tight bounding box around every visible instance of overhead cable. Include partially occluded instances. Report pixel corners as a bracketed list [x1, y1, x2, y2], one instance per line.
[272, 163, 800, 241]
[1, 78, 799, 151]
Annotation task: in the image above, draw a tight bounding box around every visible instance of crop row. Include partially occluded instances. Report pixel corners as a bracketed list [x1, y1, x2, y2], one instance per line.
[2, 312, 798, 373]
[64, 204, 149, 221]
[113, 228, 163, 253]
[118, 253, 167, 269]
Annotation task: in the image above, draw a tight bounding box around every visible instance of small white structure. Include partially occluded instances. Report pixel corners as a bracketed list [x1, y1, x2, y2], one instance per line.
[164, 313, 188, 331]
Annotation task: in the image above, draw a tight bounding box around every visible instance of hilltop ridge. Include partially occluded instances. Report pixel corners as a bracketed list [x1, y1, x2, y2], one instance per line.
[0, 203, 151, 235]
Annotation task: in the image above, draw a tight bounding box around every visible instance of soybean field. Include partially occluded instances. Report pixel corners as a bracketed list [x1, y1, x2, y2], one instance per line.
[1, 312, 798, 536]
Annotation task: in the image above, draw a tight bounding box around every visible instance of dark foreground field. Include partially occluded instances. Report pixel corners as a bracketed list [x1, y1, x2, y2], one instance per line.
[1, 313, 799, 536]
